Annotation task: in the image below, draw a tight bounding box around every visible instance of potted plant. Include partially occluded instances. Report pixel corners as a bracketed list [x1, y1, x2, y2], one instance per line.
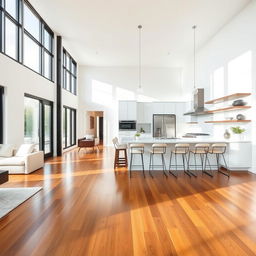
[231, 126, 245, 140]
[140, 127, 145, 134]
[135, 133, 141, 140]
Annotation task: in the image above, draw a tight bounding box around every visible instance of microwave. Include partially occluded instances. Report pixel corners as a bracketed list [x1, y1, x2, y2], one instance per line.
[119, 121, 136, 131]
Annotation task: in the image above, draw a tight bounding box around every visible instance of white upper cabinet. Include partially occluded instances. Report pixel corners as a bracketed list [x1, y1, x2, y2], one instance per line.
[127, 101, 137, 120]
[144, 103, 153, 123]
[122, 101, 187, 124]
[163, 103, 176, 114]
[118, 101, 137, 120]
[137, 102, 144, 123]
[153, 102, 165, 114]
[118, 101, 127, 120]
[137, 102, 154, 123]
[135, 102, 187, 123]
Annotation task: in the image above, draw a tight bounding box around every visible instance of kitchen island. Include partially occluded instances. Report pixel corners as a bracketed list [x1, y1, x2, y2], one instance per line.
[119, 136, 251, 171]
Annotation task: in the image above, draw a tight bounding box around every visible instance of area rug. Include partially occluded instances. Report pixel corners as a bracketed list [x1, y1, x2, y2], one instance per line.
[0, 187, 42, 219]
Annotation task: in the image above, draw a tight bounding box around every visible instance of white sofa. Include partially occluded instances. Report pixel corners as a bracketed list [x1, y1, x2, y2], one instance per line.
[0, 144, 44, 174]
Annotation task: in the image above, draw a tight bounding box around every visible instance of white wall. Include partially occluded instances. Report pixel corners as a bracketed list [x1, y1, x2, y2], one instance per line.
[78, 66, 185, 145]
[184, 1, 256, 172]
[0, 53, 55, 148]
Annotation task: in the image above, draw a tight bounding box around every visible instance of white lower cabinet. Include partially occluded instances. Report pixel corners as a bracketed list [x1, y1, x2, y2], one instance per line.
[226, 142, 252, 170]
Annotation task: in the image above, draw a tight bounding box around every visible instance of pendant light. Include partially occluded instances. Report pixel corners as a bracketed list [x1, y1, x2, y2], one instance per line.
[192, 25, 197, 90]
[137, 25, 143, 93]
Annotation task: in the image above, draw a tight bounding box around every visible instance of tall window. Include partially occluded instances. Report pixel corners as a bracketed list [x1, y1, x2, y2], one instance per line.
[0, 0, 54, 81]
[63, 49, 77, 95]
[0, 86, 4, 144]
[63, 106, 76, 149]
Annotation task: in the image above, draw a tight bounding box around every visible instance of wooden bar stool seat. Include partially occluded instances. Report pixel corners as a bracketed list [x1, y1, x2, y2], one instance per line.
[112, 137, 128, 169]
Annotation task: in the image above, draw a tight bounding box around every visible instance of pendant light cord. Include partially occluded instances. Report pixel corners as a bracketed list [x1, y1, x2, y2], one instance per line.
[138, 25, 142, 89]
[193, 25, 196, 90]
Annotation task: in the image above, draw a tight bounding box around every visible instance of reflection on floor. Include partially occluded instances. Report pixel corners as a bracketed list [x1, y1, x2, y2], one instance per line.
[0, 146, 256, 255]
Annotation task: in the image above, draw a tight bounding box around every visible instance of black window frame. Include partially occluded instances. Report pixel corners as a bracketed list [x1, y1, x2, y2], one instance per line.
[63, 48, 77, 95]
[63, 106, 76, 149]
[0, 0, 55, 82]
[0, 86, 4, 144]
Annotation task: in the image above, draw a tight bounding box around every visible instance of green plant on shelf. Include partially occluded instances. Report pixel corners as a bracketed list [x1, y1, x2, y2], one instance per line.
[231, 126, 245, 134]
[135, 133, 141, 137]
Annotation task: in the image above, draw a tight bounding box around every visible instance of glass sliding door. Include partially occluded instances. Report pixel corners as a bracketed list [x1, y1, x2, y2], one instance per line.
[44, 104, 52, 155]
[66, 108, 71, 147]
[63, 106, 76, 149]
[24, 95, 53, 157]
[62, 108, 66, 149]
[71, 110, 76, 146]
[24, 97, 40, 150]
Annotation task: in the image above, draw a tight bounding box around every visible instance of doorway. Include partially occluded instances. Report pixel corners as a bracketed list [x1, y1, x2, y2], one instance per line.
[24, 94, 53, 157]
[86, 111, 104, 145]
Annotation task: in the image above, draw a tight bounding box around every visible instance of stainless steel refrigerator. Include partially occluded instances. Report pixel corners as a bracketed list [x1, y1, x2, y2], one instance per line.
[153, 114, 176, 138]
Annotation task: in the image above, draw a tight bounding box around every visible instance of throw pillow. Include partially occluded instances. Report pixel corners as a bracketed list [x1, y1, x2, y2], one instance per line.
[16, 144, 35, 157]
[0, 144, 14, 157]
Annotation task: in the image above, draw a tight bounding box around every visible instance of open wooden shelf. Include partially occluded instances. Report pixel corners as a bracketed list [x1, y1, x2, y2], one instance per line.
[186, 122, 198, 124]
[207, 105, 251, 113]
[205, 93, 251, 104]
[205, 120, 251, 124]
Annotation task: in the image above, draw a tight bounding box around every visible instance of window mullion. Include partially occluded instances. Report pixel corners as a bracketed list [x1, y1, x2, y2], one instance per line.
[40, 22, 43, 76]
[0, 10, 3, 52]
[20, 0, 24, 63]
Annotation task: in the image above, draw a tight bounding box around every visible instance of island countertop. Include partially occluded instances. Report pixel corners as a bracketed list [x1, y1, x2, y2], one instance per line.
[119, 136, 251, 171]
[120, 136, 251, 144]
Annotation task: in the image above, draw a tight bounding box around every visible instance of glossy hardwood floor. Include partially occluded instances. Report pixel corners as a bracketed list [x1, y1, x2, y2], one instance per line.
[1, 146, 256, 256]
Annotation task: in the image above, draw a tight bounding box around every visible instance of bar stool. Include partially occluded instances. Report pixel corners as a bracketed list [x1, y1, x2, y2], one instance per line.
[129, 144, 145, 178]
[149, 143, 168, 178]
[208, 143, 230, 177]
[112, 137, 128, 169]
[188, 143, 213, 177]
[169, 144, 190, 178]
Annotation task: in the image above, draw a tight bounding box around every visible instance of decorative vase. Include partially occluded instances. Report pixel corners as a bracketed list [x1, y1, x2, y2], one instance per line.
[232, 100, 246, 106]
[236, 114, 245, 120]
[232, 133, 244, 141]
[224, 129, 230, 139]
[135, 136, 139, 141]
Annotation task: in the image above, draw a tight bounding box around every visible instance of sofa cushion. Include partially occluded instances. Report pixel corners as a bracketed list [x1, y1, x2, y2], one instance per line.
[0, 144, 14, 157]
[16, 144, 35, 157]
[0, 157, 25, 166]
[0, 165, 25, 173]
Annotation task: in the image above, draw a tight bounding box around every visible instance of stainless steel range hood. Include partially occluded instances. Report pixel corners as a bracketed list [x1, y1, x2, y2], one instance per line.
[184, 88, 210, 116]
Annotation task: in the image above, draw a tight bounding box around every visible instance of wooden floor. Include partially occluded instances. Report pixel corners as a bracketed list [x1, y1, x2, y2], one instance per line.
[1, 146, 256, 256]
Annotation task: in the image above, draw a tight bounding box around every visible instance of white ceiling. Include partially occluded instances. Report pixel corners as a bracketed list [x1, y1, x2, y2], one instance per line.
[30, 0, 251, 67]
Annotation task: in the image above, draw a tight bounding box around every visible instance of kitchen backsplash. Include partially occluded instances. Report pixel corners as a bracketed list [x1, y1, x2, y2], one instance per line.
[137, 123, 151, 133]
